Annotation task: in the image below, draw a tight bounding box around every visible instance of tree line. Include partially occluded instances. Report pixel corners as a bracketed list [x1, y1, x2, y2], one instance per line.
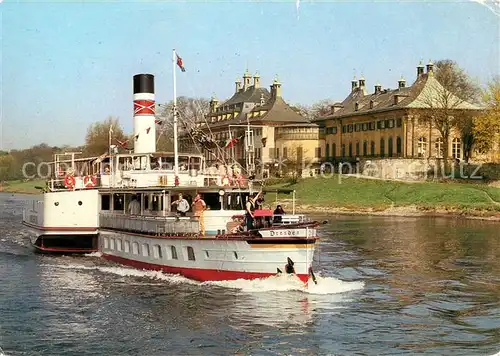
[1, 59, 498, 182]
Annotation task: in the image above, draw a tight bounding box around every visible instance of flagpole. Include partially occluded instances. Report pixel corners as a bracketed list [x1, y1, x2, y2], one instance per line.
[172, 49, 179, 177]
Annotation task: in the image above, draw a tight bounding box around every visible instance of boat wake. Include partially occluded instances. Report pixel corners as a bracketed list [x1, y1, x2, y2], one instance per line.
[47, 262, 364, 295]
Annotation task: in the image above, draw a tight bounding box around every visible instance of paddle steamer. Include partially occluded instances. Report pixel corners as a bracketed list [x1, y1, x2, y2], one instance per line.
[22, 50, 320, 284]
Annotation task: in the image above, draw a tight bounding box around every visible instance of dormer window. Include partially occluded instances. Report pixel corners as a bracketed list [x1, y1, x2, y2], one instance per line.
[370, 100, 374, 109]
[354, 102, 359, 111]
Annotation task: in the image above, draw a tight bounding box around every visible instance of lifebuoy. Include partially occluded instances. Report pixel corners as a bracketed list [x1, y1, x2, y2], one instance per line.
[64, 175, 76, 189]
[83, 175, 97, 188]
[221, 176, 230, 186]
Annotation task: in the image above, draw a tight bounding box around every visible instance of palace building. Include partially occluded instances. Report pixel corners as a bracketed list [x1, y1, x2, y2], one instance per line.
[313, 61, 483, 163]
[182, 70, 321, 177]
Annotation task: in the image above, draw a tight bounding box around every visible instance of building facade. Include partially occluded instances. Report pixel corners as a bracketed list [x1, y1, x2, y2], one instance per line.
[314, 62, 483, 164]
[181, 71, 321, 177]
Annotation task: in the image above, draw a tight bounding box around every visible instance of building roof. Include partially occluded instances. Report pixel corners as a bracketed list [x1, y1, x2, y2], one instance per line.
[314, 71, 482, 122]
[205, 74, 313, 130]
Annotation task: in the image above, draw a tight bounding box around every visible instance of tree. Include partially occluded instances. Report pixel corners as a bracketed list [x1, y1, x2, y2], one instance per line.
[293, 99, 336, 121]
[156, 96, 209, 152]
[84, 116, 127, 156]
[473, 77, 500, 157]
[419, 60, 481, 165]
[433, 60, 481, 162]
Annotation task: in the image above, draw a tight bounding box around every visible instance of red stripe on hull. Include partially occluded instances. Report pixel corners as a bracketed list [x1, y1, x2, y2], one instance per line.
[102, 253, 309, 284]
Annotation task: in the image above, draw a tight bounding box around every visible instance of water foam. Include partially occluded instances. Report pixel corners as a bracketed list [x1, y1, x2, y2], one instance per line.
[83, 252, 103, 258]
[47, 263, 364, 295]
[206, 272, 364, 295]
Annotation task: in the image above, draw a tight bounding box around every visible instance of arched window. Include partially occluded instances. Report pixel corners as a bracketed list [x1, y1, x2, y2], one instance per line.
[388, 137, 394, 157]
[417, 137, 427, 158]
[435, 137, 444, 158]
[452, 138, 461, 159]
[332, 143, 336, 158]
[356, 142, 360, 156]
[380, 138, 385, 157]
[341, 144, 346, 157]
[325, 143, 330, 159]
[363, 141, 368, 156]
[371, 141, 375, 156]
[187, 246, 196, 261]
[396, 136, 402, 156]
[349, 143, 353, 157]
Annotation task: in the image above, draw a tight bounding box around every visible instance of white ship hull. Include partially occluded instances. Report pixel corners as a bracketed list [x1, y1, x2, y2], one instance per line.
[99, 229, 318, 283]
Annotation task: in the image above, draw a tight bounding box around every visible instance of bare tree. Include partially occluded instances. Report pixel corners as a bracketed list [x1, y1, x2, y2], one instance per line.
[156, 96, 209, 152]
[432, 60, 481, 162]
[418, 60, 480, 166]
[292, 99, 337, 121]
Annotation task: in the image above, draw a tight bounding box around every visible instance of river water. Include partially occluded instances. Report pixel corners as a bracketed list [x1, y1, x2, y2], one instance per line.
[0, 193, 499, 356]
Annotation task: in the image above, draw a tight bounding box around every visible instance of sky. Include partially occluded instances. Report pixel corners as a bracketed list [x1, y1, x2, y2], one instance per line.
[0, 0, 499, 150]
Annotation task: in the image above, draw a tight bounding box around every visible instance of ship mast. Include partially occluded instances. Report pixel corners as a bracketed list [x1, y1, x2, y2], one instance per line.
[172, 49, 179, 177]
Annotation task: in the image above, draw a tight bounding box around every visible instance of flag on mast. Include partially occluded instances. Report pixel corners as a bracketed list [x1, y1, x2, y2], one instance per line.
[176, 54, 186, 72]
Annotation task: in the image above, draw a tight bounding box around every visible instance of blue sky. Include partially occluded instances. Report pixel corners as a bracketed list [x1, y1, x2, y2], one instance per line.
[1, 0, 498, 150]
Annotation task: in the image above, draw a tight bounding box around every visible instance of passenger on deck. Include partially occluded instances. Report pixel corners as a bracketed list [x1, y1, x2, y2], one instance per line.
[192, 193, 207, 236]
[273, 205, 285, 223]
[128, 196, 141, 215]
[172, 193, 189, 217]
[245, 191, 261, 231]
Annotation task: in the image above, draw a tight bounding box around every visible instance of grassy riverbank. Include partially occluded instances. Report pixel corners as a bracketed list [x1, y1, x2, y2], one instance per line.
[0, 179, 45, 194]
[272, 175, 500, 218]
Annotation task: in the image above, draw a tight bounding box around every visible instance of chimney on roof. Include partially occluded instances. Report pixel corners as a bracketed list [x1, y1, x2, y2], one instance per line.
[270, 75, 282, 98]
[398, 76, 406, 89]
[374, 82, 382, 94]
[209, 95, 219, 113]
[235, 78, 241, 93]
[243, 70, 252, 91]
[253, 72, 260, 88]
[426, 60, 434, 75]
[358, 76, 365, 89]
[351, 77, 358, 92]
[331, 103, 343, 114]
[417, 61, 425, 78]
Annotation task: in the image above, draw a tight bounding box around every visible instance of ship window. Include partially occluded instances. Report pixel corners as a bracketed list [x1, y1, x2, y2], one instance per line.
[205, 250, 209, 258]
[170, 246, 178, 259]
[78, 201, 83, 206]
[132, 242, 139, 255]
[101, 194, 110, 210]
[104, 237, 109, 249]
[116, 239, 122, 251]
[187, 246, 196, 261]
[234, 252, 238, 259]
[110, 238, 115, 250]
[54, 202, 59, 206]
[153, 245, 162, 259]
[142, 244, 150, 257]
[124, 241, 130, 253]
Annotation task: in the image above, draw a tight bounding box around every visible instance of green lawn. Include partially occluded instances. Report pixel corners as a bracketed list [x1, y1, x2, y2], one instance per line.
[1, 179, 46, 194]
[274, 175, 500, 212]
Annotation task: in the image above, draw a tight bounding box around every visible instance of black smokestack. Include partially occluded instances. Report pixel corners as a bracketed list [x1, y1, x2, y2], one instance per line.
[133, 74, 154, 94]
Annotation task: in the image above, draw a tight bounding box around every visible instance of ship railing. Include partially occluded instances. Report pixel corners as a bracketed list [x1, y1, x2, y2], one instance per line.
[99, 212, 200, 235]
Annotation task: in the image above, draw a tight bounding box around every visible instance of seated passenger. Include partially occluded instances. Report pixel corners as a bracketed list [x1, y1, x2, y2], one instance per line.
[273, 205, 285, 223]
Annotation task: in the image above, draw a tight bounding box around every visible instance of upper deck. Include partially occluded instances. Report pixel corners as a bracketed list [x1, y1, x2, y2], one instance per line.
[44, 151, 253, 192]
